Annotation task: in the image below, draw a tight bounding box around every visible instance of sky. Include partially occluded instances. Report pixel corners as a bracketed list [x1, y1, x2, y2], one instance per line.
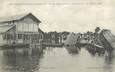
[0, 0, 115, 34]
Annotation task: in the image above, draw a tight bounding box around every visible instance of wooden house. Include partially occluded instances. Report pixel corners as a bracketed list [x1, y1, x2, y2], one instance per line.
[0, 13, 44, 46]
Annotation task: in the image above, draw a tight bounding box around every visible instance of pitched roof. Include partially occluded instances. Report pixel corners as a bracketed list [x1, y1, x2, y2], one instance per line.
[0, 13, 41, 23]
[0, 25, 15, 33]
[38, 28, 44, 34]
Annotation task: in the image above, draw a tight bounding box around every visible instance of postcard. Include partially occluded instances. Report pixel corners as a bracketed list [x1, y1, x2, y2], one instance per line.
[0, 0, 114, 72]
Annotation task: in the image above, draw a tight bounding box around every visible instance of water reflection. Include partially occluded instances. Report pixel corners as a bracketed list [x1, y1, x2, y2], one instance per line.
[105, 52, 113, 64]
[103, 51, 115, 72]
[0, 46, 115, 72]
[0, 46, 45, 72]
[65, 46, 79, 55]
[65, 46, 115, 72]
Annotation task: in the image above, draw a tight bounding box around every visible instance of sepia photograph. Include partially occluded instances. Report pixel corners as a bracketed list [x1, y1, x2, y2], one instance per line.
[0, 0, 115, 72]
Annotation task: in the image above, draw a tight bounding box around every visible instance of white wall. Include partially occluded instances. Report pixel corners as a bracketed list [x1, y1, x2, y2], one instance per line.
[16, 17, 39, 32]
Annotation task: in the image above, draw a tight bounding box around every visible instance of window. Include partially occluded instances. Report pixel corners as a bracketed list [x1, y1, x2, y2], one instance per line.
[18, 34, 22, 39]
[3, 34, 7, 40]
[24, 34, 29, 40]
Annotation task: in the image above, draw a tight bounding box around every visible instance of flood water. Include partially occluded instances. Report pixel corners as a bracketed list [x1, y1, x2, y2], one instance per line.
[0, 46, 115, 72]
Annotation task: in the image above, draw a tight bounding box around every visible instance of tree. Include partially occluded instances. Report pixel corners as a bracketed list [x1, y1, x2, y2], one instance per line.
[95, 27, 100, 33]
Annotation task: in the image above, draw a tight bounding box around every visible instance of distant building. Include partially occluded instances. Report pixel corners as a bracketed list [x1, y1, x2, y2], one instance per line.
[0, 13, 44, 46]
[64, 33, 80, 45]
[100, 29, 115, 50]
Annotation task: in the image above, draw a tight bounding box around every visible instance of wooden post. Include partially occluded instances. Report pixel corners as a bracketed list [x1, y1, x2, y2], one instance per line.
[6, 33, 8, 44]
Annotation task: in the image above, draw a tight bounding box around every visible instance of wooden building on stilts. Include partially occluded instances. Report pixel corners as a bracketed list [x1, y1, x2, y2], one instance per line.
[0, 13, 44, 48]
